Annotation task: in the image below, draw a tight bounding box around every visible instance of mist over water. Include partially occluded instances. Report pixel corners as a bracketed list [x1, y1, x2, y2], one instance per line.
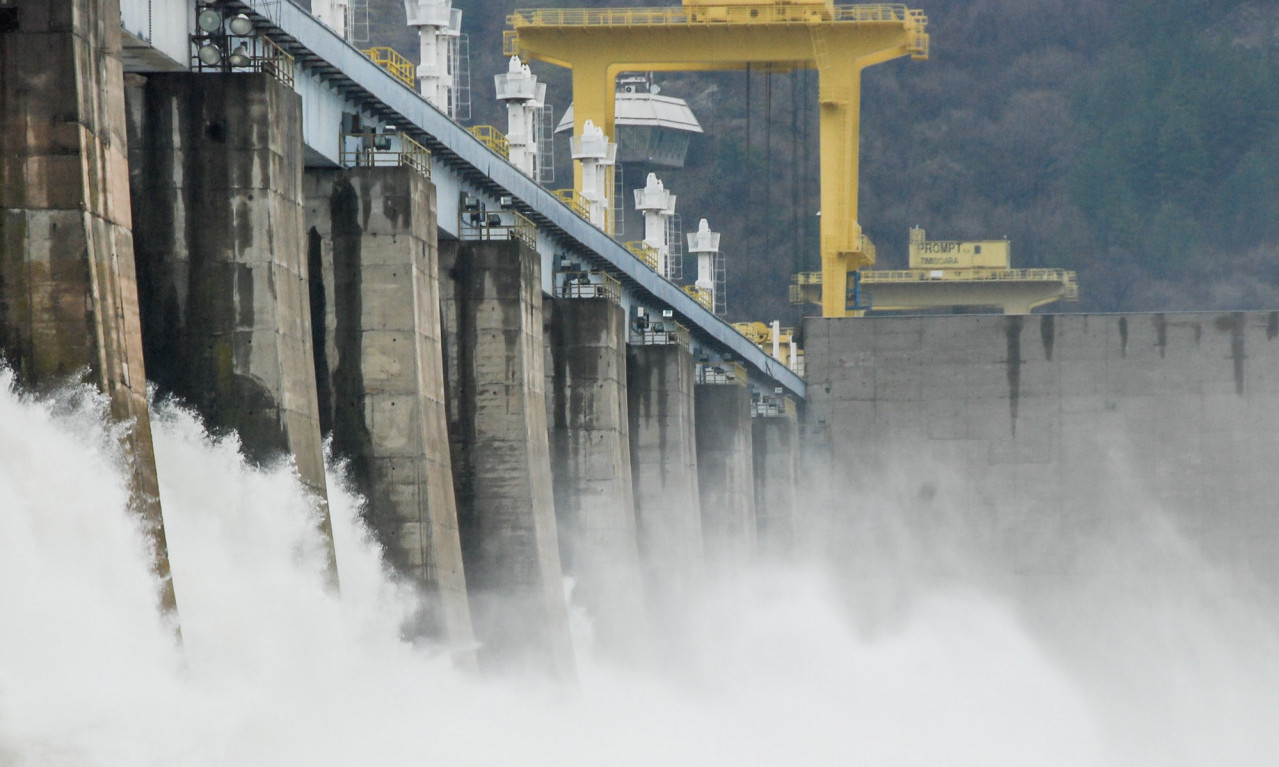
[1, 371, 1275, 766]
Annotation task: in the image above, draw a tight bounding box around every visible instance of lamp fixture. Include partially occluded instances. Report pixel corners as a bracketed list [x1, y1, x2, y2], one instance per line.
[197, 43, 222, 65]
[197, 9, 222, 33]
[227, 13, 254, 36]
[228, 43, 251, 68]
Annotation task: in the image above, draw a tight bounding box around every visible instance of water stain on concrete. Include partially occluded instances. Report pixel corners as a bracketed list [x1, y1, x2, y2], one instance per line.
[1006, 315, 1022, 437]
[1040, 314, 1055, 361]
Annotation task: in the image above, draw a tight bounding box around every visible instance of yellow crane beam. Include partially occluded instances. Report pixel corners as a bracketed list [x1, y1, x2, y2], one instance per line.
[505, 3, 929, 317]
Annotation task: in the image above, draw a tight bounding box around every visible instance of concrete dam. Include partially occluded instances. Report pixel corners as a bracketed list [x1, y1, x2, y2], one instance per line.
[4, 1, 1279, 762]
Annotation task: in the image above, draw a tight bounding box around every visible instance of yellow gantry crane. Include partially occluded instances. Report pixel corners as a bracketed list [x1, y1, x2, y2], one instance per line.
[505, 0, 929, 318]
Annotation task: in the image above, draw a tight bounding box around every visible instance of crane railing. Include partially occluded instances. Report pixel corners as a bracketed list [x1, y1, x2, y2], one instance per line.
[859, 268, 1078, 287]
[505, 4, 925, 55]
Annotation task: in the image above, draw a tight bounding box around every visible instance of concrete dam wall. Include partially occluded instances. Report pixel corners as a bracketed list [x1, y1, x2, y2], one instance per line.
[802, 312, 1279, 597]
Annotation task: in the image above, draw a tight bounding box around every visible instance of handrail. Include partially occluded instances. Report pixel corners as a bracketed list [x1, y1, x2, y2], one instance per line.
[363, 46, 415, 88]
[697, 361, 747, 385]
[460, 208, 538, 249]
[554, 188, 591, 220]
[257, 35, 296, 88]
[505, 4, 925, 55]
[859, 268, 1078, 283]
[556, 271, 622, 304]
[468, 125, 511, 159]
[631, 321, 690, 350]
[683, 284, 712, 310]
[339, 131, 432, 178]
[624, 241, 659, 271]
[507, 4, 915, 28]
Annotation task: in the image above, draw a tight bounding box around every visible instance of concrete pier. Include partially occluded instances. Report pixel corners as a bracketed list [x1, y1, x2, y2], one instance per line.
[752, 405, 800, 560]
[626, 345, 704, 625]
[0, 0, 177, 616]
[304, 168, 473, 653]
[126, 72, 338, 584]
[545, 298, 648, 661]
[694, 383, 758, 565]
[440, 238, 575, 677]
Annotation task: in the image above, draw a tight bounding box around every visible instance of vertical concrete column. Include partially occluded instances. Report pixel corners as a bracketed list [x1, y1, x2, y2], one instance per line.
[695, 383, 758, 565]
[439, 238, 575, 677]
[304, 167, 473, 656]
[546, 298, 649, 661]
[0, 0, 177, 616]
[626, 345, 704, 625]
[126, 72, 338, 584]
[752, 407, 801, 560]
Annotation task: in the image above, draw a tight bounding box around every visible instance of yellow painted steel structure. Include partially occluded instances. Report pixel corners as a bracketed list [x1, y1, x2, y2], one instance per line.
[468, 125, 512, 159]
[363, 47, 416, 88]
[505, 1, 929, 317]
[683, 283, 713, 309]
[733, 320, 802, 371]
[791, 228, 1079, 313]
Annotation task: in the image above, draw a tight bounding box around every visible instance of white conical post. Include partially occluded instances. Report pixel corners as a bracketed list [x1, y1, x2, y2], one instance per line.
[571, 119, 616, 230]
[313, 0, 349, 38]
[404, 0, 458, 113]
[687, 218, 721, 297]
[633, 172, 677, 277]
[494, 56, 545, 177]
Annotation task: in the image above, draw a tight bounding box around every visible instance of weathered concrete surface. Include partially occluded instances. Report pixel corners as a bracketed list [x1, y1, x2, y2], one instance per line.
[439, 238, 575, 678]
[752, 408, 800, 560]
[803, 312, 1279, 593]
[126, 72, 338, 585]
[304, 167, 473, 656]
[694, 383, 758, 566]
[545, 298, 649, 661]
[0, 0, 177, 616]
[626, 345, 704, 621]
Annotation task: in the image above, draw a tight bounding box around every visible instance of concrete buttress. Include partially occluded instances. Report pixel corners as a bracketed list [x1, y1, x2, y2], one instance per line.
[126, 72, 339, 588]
[545, 298, 649, 662]
[304, 168, 474, 660]
[439, 238, 575, 678]
[694, 383, 758, 566]
[626, 344, 704, 640]
[0, 0, 178, 620]
[752, 407, 800, 560]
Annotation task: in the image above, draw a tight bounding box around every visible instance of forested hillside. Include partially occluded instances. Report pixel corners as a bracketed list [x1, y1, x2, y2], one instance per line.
[365, 0, 1279, 320]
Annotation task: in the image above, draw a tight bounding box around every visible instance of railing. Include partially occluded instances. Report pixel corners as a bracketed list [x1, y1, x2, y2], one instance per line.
[697, 361, 746, 385]
[507, 4, 916, 29]
[858, 268, 1078, 284]
[363, 46, 415, 88]
[460, 208, 538, 249]
[339, 131, 432, 178]
[631, 321, 690, 350]
[683, 284, 712, 310]
[554, 188, 591, 220]
[556, 271, 622, 304]
[468, 125, 511, 159]
[752, 394, 796, 418]
[257, 36, 296, 88]
[624, 241, 659, 271]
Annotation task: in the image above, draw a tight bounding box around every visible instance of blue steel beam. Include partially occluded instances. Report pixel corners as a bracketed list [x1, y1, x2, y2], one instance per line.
[228, 0, 805, 400]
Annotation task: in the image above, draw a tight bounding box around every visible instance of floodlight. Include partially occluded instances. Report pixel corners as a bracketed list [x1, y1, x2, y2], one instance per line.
[197, 9, 223, 33]
[197, 43, 222, 66]
[228, 13, 254, 36]
[228, 43, 251, 68]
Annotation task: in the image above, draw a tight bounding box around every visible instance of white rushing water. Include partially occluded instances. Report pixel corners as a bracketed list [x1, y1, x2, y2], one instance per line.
[0, 370, 1275, 766]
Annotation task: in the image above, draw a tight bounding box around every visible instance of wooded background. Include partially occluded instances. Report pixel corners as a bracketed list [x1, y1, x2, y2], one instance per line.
[363, 0, 1279, 322]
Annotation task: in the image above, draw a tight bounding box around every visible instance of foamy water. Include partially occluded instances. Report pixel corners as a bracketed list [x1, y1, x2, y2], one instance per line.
[0, 371, 1274, 766]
